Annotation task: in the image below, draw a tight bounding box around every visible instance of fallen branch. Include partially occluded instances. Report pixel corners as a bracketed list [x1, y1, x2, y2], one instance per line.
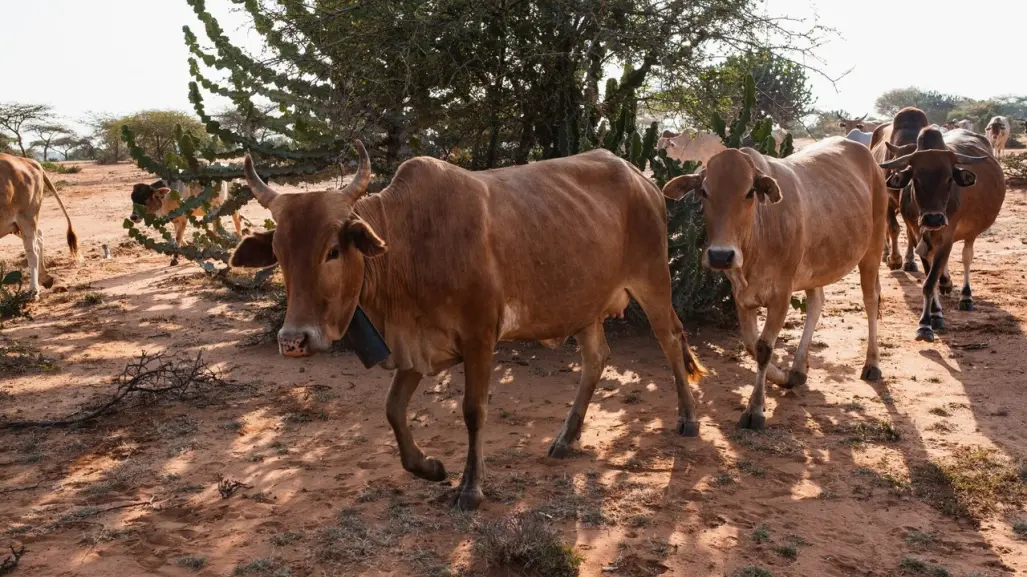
[217, 476, 252, 499]
[0, 352, 225, 430]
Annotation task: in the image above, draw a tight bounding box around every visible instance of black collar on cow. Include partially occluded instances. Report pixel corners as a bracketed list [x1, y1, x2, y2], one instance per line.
[342, 305, 391, 369]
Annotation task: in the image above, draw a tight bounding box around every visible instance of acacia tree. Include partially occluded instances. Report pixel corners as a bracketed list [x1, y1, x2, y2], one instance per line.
[29, 123, 74, 161]
[0, 103, 54, 156]
[52, 135, 82, 160]
[874, 88, 965, 124]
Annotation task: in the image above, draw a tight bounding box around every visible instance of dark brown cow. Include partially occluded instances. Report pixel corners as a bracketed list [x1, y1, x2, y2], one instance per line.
[230, 141, 706, 510]
[662, 137, 888, 429]
[879, 127, 1006, 342]
[871, 107, 931, 272]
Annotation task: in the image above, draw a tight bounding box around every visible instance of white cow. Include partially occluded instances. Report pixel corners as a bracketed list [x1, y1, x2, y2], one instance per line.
[656, 128, 727, 167]
[985, 116, 1010, 156]
[845, 128, 874, 147]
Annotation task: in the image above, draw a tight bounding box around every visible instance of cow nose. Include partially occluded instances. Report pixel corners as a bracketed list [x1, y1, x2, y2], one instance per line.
[920, 213, 947, 230]
[707, 248, 736, 270]
[278, 329, 311, 357]
[130, 214, 141, 223]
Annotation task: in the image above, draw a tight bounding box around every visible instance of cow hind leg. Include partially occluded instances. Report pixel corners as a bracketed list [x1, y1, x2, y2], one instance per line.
[959, 239, 975, 311]
[784, 288, 824, 389]
[740, 297, 789, 430]
[16, 217, 51, 295]
[171, 218, 187, 266]
[548, 321, 609, 458]
[386, 370, 447, 482]
[232, 211, 242, 237]
[858, 255, 883, 381]
[885, 206, 903, 270]
[453, 340, 494, 511]
[902, 221, 919, 272]
[630, 284, 705, 437]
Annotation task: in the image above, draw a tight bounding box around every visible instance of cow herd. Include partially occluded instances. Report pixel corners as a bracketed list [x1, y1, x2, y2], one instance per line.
[0, 105, 1014, 510]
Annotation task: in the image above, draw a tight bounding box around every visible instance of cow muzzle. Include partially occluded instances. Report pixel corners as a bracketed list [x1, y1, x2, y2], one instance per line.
[278, 328, 313, 357]
[129, 213, 142, 223]
[919, 212, 948, 231]
[706, 247, 739, 271]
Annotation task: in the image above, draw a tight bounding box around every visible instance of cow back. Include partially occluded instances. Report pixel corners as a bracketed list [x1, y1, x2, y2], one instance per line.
[943, 130, 1006, 241]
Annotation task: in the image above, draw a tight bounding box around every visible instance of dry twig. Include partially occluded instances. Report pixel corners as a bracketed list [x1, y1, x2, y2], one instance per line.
[0, 544, 25, 576]
[217, 476, 252, 499]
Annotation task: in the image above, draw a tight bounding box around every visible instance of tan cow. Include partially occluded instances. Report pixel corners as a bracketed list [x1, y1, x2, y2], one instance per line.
[0, 153, 78, 294]
[879, 127, 1006, 342]
[229, 141, 706, 510]
[870, 107, 931, 272]
[130, 177, 242, 265]
[985, 116, 1010, 156]
[838, 113, 885, 134]
[656, 128, 726, 167]
[662, 137, 888, 429]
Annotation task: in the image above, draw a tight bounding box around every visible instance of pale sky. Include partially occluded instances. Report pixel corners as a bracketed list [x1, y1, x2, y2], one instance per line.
[2, 0, 1025, 133]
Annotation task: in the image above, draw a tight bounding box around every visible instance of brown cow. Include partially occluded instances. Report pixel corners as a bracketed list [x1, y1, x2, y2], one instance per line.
[838, 113, 885, 134]
[229, 141, 706, 510]
[879, 127, 1006, 342]
[662, 137, 888, 429]
[0, 153, 78, 294]
[871, 107, 931, 272]
[130, 177, 242, 265]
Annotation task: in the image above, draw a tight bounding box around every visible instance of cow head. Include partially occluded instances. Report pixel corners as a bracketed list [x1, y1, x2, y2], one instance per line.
[662, 149, 780, 271]
[230, 141, 380, 357]
[129, 180, 170, 222]
[879, 128, 988, 232]
[837, 112, 868, 132]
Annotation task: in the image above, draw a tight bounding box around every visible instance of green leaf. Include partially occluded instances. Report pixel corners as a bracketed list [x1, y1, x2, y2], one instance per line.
[2, 270, 23, 285]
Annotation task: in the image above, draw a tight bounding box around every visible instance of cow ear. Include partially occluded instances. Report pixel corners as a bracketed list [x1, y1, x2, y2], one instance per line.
[885, 168, 912, 190]
[344, 218, 387, 258]
[953, 168, 977, 187]
[754, 174, 782, 204]
[154, 187, 171, 201]
[662, 174, 703, 200]
[230, 230, 277, 268]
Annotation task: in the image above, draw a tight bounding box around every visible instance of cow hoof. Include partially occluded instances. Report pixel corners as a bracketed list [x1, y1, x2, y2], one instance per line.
[939, 282, 953, 296]
[412, 456, 448, 483]
[930, 316, 945, 331]
[958, 299, 974, 312]
[170, 257, 180, 267]
[676, 418, 700, 437]
[547, 441, 577, 459]
[915, 326, 935, 342]
[902, 261, 918, 273]
[783, 370, 807, 389]
[454, 488, 483, 511]
[886, 258, 903, 270]
[738, 411, 765, 431]
[861, 365, 882, 382]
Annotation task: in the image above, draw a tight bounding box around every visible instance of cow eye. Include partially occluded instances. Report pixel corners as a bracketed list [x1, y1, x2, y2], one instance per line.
[326, 247, 340, 261]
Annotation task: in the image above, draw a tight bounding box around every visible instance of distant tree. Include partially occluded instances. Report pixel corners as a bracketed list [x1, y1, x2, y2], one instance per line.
[28, 122, 74, 161]
[52, 134, 82, 160]
[0, 133, 11, 154]
[0, 102, 55, 156]
[87, 113, 129, 164]
[648, 49, 816, 130]
[874, 88, 965, 124]
[212, 105, 276, 145]
[111, 110, 210, 162]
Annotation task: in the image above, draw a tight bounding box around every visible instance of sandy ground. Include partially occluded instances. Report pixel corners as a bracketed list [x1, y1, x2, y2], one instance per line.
[1, 156, 1026, 577]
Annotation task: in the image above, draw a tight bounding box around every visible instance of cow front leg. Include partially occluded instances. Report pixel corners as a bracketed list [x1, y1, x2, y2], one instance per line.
[784, 288, 824, 389]
[170, 217, 187, 266]
[958, 239, 976, 311]
[885, 204, 903, 270]
[737, 305, 789, 386]
[917, 243, 952, 342]
[454, 340, 494, 511]
[232, 211, 242, 238]
[902, 220, 919, 272]
[386, 369, 446, 482]
[549, 321, 609, 458]
[740, 297, 789, 430]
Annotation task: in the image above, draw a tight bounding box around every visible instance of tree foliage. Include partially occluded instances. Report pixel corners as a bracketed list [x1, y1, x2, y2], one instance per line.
[874, 87, 965, 124]
[0, 103, 55, 157]
[29, 123, 74, 161]
[111, 110, 210, 163]
[648, 49, 816, 130]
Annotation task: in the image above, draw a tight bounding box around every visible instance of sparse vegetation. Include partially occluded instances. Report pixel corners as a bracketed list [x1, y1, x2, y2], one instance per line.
[911, 446, 1027, 521]
[0, 267, 33, 321]
[475, 510, 582, 577]
[735, 567, 773, 577]
[176, 556, 207, 571]
[39, 161, 81, 174]
[845, 419, 902, 445]
[233, 557, 290, 576]
[899, 556, 951, 577]
[1012, 519, 1027, 539]
[751, 524, 771, 544]
[904, 529, 937, 550]
[773, 544, 797, 559]
[314, 508, 394, 565]
[0, 337, 57, 375]
[76, 292, 103, 306]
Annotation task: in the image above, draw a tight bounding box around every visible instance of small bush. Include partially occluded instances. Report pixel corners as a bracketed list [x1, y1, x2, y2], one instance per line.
[735, 567, 773, 577]
[40, 161, 82, 174]
[1013, 519, 1027, 539]
[899, 556, 950, 577]
[1, 267, 33, 321]
[176, 556, 207, 571]
[751, 524, 771, 543]
[474, 511, 582, 577]
[1000, 153, 1027, 184]
[911, 446, 1026, 521]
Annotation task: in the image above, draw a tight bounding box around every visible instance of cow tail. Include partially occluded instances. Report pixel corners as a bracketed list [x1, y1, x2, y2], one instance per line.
[42, 172, 79, 260]
[683, 337, 708, 384]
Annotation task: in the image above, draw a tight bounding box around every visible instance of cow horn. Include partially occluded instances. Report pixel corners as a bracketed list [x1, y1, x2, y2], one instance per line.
[879, 154, 914, 170]
[885, 142, 916, 157]
[339, 140, 371, 206]
[857, 113, 868, 121]
[952, 152, 989, 165]
[243, 154, 279, 208]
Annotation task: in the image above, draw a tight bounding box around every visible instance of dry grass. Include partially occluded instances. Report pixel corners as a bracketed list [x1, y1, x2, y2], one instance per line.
[314, 508, 394, 565]
[899, 556, 951, 576]
[0, 338, 57, 376]
[474, 510, 582, 577]
[911, 446, 1027, 521]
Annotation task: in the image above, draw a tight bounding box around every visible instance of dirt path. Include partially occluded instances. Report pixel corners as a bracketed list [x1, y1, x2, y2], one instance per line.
[2, 161, 1026, 577]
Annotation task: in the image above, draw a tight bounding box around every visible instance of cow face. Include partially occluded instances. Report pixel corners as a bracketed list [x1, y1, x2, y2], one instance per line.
[129, 180, 169, 222]
[880, 139, 987, 232]
[837, 113, 868, 133]
[663, 149, 781, 271]
[230, 142, 381, 358]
